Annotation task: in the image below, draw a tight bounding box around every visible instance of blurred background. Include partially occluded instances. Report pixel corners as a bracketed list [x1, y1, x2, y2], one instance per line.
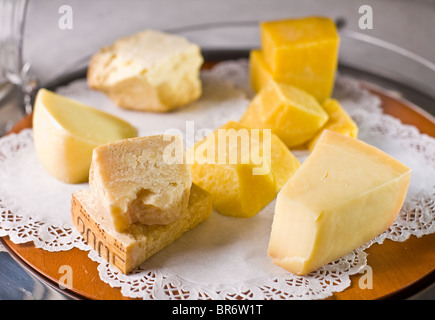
[1, 0, 435, 134]
[22, 0, 435, 80]
[0, 0, 434, 299]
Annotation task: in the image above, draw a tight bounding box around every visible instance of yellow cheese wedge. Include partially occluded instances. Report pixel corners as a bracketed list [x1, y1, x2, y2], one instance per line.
[240, 80, 329, 148]
[89, 135, 192, 232]
[268, 130, 411, 275]
[260, 16, 339, 103]
[32, 88, 137, 184]
[188, 121, 300, 218]
[307, 98, 358, 151]
[71, 183, 212, 274]
[249, 49, 273, 93]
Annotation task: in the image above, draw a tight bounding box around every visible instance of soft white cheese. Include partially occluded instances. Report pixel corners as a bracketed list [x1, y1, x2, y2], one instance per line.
[87, 30, 203, 112]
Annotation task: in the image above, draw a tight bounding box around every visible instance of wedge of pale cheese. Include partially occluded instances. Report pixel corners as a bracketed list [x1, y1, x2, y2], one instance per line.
[87, 30, 203, 112]
[32, 88, 137, 184]
[268, 130, 411, 275]
[89, 135, 192, 232]
[71, 184, 212, 274]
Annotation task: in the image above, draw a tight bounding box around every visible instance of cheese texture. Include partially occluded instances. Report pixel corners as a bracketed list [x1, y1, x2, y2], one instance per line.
[268, 130, 411, 275]
[87, 30, 203, 112]
[307, 98, 358, 151]
[32, 88, 137, 184]
[188, 121, 300, 218]
[89, 135, 192, 232]
[249, 49, 273, 93]
[240, 80, 329, 148]
[260, 17, 339, 103]
[71, 184, 212, 274]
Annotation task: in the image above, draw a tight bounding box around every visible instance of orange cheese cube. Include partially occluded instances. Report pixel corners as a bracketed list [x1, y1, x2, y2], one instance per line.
[260, 16, 339, 103]
[188, 121, 300, 218]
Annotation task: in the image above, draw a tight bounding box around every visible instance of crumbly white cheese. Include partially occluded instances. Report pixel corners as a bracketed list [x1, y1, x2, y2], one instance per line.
[87, 30, 203, 112]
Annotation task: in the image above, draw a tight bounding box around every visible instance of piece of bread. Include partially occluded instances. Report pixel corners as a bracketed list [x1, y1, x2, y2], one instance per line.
[87, 29, 203, 112]
[71, 184, 212, 274]
[89, 134, 192, 232]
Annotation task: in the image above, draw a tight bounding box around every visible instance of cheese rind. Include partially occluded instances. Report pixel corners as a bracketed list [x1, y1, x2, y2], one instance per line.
[307, 98, 358, 151]
[32, 88, 137, 184]
[240, 80, 329, 148]
[89, 135, 192, 231]
[87, 30, 203, 112]
[260, 17, 339, 103]
[188, 121, 300, 218]
[268, 130, 411, 275]
[71, 184, 212, 274]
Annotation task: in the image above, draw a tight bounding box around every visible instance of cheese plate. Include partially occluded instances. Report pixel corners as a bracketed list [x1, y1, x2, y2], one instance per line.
[1, 47, 435, 300]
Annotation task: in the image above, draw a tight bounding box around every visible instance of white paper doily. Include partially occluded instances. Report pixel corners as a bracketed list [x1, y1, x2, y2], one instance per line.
[0, 60, 434, 300]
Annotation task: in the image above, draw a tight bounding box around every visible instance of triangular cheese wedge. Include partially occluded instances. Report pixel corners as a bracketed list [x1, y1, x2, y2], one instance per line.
[32, 88, 137, 183]
[268, 130, 411, 275]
